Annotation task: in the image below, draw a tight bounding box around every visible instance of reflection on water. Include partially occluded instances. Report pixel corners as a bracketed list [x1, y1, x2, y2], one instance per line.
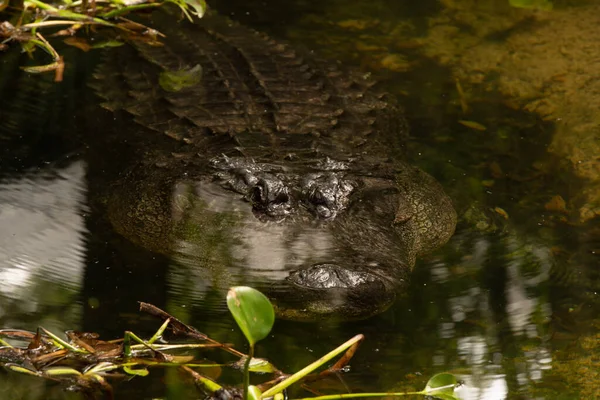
[1, 0, 600, 398]
[0, 162, 86, 331]
[169, 180, 338, 307]
[425, 231, 555, 399]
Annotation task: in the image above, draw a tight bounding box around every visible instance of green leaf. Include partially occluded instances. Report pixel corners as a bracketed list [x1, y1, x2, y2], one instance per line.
[227, 286, 274, 346]
[91, 40, 125, 49]
[248, 385, 262, 400]
[184, 0, 206, 17]
[8, 365, 40, 376]
[424, 373, 459, 399]
[44, 367, 83, 377]
[247, 357, 277, 373]
[158, 64, 203, 92]
[123, 365, 149, 376]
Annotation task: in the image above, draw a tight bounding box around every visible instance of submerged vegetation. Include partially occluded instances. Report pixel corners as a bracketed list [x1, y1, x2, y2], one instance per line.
[0, 287, 461, 399]
[0, 0, 205, 80]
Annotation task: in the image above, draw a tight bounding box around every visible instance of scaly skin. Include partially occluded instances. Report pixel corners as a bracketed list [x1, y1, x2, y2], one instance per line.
[91, 8, 457, 320]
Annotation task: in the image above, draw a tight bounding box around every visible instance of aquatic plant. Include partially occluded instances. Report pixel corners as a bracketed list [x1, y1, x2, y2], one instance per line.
[0, 0, 205, 80]
[0, 288, 461, 399]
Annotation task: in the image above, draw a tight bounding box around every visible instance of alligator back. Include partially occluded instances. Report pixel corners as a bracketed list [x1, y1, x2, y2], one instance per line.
[92, 8, 408, 163]
[89, 9, 457, 320]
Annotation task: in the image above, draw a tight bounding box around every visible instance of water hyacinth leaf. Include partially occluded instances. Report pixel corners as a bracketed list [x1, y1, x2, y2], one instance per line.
[159, 64, 203, 92]
[226, 287, 274, 346]
[248, 385, 262, 400]
[123, 365, 149, 376]
[423, 372, 459, 399]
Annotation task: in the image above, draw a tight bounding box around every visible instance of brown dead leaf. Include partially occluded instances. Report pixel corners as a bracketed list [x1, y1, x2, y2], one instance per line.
[63, 37, 91, 52]
[494, 207, 509, 219]
[489, 161, 504, 179]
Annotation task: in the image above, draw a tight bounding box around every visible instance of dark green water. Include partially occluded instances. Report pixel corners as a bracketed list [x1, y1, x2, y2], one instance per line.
[1, 0, 599, 399]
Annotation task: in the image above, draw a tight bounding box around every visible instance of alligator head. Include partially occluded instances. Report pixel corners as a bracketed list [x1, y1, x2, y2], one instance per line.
[106, 156, 456, 321]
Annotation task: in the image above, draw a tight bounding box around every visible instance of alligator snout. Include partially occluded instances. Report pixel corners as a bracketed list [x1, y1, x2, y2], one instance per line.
[268, 263, 399, 321]
[288, 263, 381, 288]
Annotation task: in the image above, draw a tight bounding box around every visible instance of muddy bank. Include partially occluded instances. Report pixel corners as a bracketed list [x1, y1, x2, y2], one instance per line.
[421, 2, 600, 222]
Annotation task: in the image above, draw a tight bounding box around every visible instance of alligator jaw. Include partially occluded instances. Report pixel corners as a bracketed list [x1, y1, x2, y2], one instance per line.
[268, 263, 401, 321]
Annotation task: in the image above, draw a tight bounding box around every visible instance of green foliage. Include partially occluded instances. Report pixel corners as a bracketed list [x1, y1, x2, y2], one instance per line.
[225, 288, 460, 400]
[0, 292, 460, 399]
[0, 0, 207, 79]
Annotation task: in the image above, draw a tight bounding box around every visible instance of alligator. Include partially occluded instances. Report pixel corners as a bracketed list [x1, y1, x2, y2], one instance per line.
[90, 7, 457, 320]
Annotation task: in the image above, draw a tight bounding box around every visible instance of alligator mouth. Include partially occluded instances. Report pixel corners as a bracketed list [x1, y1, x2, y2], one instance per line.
[268, 263, 398, 321]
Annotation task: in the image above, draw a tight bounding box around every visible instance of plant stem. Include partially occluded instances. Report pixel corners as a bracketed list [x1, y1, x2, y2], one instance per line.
[262, 334, 364, 398]
[243, 344, 254, 400]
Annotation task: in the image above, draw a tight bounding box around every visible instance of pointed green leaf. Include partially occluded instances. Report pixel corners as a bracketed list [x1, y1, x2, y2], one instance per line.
[91, 41, 125, 49]
[123, 365, 149, 376]
[8, 365, 40, 376]
[44, 367, 83, 377]
[227, 287, 274, 346]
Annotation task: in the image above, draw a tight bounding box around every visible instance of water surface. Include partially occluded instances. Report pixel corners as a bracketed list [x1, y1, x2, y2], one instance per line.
[1, 1, 599, 398]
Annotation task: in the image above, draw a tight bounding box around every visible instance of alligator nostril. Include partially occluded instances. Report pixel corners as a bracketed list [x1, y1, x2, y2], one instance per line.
[302, 173, 354, 220]
[248, 176, 290, 217]
[251, 181, 267, 205]
[312, 189, 326, 203]
[251, 178, 289, 205]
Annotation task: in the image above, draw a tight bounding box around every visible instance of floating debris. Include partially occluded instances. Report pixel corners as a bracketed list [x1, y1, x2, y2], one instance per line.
[545, 195, 568, 213]
[494, 207, 509, 219]
[458, 120, 487, 131]
[455, 78, 469, 114]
